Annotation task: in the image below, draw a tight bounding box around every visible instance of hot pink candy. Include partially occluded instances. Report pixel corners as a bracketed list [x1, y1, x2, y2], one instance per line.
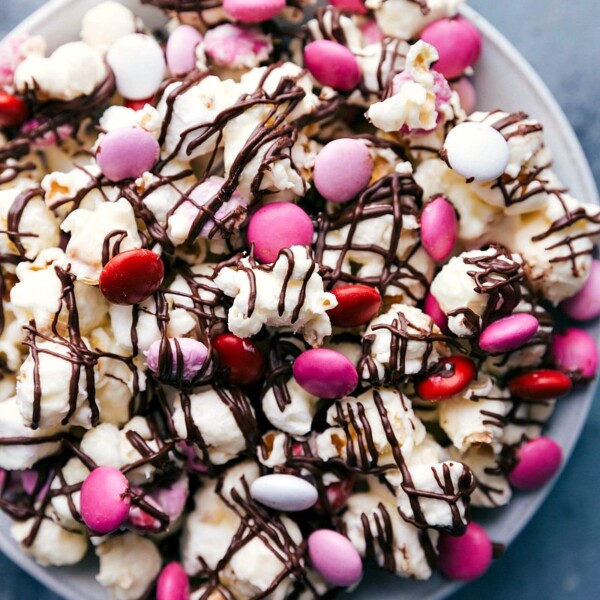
[97, 127, 160, 182]
[420, 196, 457, 261]
[157, 562, 190, 600]
[145, 338, 209, 382]
[478, 313, 539, 354]
[509, 437, 562, 490]
[559, 259, 600, 321]
[424, 292, 448, 333]
[308, 530, 363, 587]
[328, 0, 368, 14]
[551, 327, 599, 380]
[80, 467, 131, 535]
[293, 349, 358, 399]
[304, 40, 362, 91]
[313, 138, 373, 204]
[437, 522, 493, 581]
[166, 25, 203, 77]
[247, 202, 314, 263]
[420, 17, 482, 80]
[451, 77, 477, 115]
[223, 0, 285, 22]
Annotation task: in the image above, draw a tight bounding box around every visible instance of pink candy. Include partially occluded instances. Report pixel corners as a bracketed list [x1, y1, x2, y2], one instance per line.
[204, 24, 271, 69]
[97, 127, 160, 182]
[145, 338, 209, 382]
[551, 327, 599, 380]
[360, 20, 383, 45]
[247, 202, 314, 263]
[328, 0, 368, 14]
[223, 0, 285, 22]
[451, 77, 477, 114]
[559, 259, 600, 321]
[420, 17, 482, 80]
[479, 313, 540, 354]
[293, 349, 358, 399]
[156, 562, 190, 600]
[437, 522, 493, 581]
[304, 40, 362, 92]
[420, 196, 457, 261]
[424, 292, 448, 333]
[80, 467, 131, 535]
[509, 437, 563, 490]
[308, 529, 363, 587]
[313, 138, 373, 204]
[166, 25, 203, 77]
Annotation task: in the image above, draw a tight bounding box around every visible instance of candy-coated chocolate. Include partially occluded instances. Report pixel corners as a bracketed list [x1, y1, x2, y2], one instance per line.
[124, 97, 154, 111]
[293, 349, 358, 399]
[416, 356, 476, 401]
[423, 292, 448, 333]
[166, 25, 203, 77]
[0, 91, 27, 127]
[420, 196, 457, 261]
[327, 284, 381, 327]
[308, 530, 363, 587]
[99, 249, 165, 305]
[479, 313, 539, 354]
[438, 522, 492, 581]
[212, 333, 266, 385]
[156, 562, 190, 600]
[313, 138, 374, 204]
[315, 477, 355, 515]
[250, 474, 319, 512]
[451, 77, 477, 114]
[247, 203, 314, 263]
[509, 437, 562, 490]
[551, 328, 598, 380]
[559, 259, 600, 321]
[145, 338, 209, 382]
[304, 40, 362, 92]
[508, 369, 573, 401]
[328, 0, 368, 14]
[223, 0, 286, 22]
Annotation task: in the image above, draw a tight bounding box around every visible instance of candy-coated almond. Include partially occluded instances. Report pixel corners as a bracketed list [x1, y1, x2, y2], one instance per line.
[293, 349, 358, 399]
[329, 0, 368, 14]
[157, 562, 190, 600]
[423, 292, 448, 333]
[420, 196, 457, 261]
[166, 25, 203, 77]
[508, 369, 573, 401]
[551, 328, 598, 380]
[559, 259, 600, 321]
[212, 333, 266, 385]
[327, 284, 381, 327]
[304, 40, 362, 91]
[509, 437, 562, 490]
[438, 522, 492, 581]
[308, 530, 363, 587]
[222, 0, 286, 22]
[416, 356, 476, 401]
[145, 338, 209, 382]
[250, 474, 318, 512]
[479, 313, 539, 354]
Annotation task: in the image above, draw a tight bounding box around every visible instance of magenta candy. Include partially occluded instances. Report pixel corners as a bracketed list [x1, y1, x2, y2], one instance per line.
[424, 292, 448, 333]
[360, 20, 383, 45]
[479, 313, 539, 354]
[420, 196, 457, 261]
[157, 562, 190, 600]
[313, 138, 373, 204]
[329, 0, 368, 14]
[80, 467, 131, 535]
[304, 40, 362, 92]
[308, 530, 363, 587]
[247, 202, 314, 263]
[145, 338, 209, 382]
[97, 127, 160, 182]
[551, 328, 599, 380]
[420, 17, 482, 80]
[509, 437, 563, 490]
[451, 77, 477, 115]
[559, 259, 600, 321]
[438, 522, 493, 581]
[293, 349, 358, 399]
[223, 0, 285, 22]
[166, 25, 203, 77]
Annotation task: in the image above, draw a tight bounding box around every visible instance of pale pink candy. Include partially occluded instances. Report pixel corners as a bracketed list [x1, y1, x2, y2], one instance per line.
[360, 20, 383, 45]
[551, 327, 599, 380]
[304, 40, 362, 92]
[438, 522, 493, 581]
[308, 530, 363, 587]
[21, 119, 73, 149]
[157, 562, 190, 600]
[509, 437, 562, 490]
[451, 77, 477, 114]
[223, 0, 286, 22]
[293, 349, 358, 399]
[96, 127, 160, 182]
[313, 138, 373, 204]
[559, 259, 600, 321]
[204, 24, 272, 69]
[329, 0, 368, 14]
[80, 467, 131, 535]
[247, 202, 314, 263]
[0, 35, 32, 88]
[424, 292, 448, 333]
[145, 338, 209, 382]
[420, 196, 457, 261]
[420, 17, 482, 80]
[479, 313, 539, 354]
[166, 25, 203, 77]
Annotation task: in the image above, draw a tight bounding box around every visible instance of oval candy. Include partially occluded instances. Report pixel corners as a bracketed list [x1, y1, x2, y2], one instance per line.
[508, 369, 573, 401]
[212, 333, 266, 385]
[423, 292, 449, 333]
[222, 0, 286, 22]
[420, 196, 457, 261]
[437, 522, 493, 581]
[416, 356, 476, 401]
[293, 349, 358, 399]
[0, 91, 28, 127]
[327, 284, 381, 328]
[551, 328, 598, 380]
[166, 25, 203, 77]
[304, 40, 362, 92]
[250, 474, 319, 512]
[559, 259, 600, 321]
[329, 0, 368, 14]
[479, 313, 539, 354]
[308, 529, 363, 587]
[509, 437, 562, 490]
[451, 77, 477, 115]
[145, 338, 209, 382]
[156, 562, 190, 600]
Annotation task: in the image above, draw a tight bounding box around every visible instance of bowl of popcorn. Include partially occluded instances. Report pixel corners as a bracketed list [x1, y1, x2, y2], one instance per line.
[0, 1, 598, 599]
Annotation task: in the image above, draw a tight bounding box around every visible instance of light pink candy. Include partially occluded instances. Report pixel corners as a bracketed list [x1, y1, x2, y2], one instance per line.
[293, 349, 358, 399]
[424, 292, 448, 333]
[479, 313, 539, 354]
[204, 24, 271, 69]
[247, 202, 314, 263]
[0, 35, 31, 88]
[308, 530, 363, 587]
[313, 138, 373, 204]
[559, 259, 600, 321]
[145, 338, 209, 382]
[437, 522, 493, 581]
[509, 437, 562, 490]
[80, 467, 131, 535]
[157, 562, 190, 600]
[166, 25, 203, 77]
[451, 77, 477, 114]
[223, 0, 285, 22]
[551, 327, 598, 380]
[360, 20, 383, 45]
[420, 196, 457, 261]
[329, 0, 368, 14]
[97, 127, 160, 182]
[304, 40, 362, 92]
[420, 17, 482, 80]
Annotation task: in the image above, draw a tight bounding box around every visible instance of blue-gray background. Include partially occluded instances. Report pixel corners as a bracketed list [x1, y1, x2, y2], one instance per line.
[0, 1, 598, 598]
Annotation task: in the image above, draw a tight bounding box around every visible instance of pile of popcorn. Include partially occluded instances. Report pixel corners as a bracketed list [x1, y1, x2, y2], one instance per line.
[0, 0, 598, 598]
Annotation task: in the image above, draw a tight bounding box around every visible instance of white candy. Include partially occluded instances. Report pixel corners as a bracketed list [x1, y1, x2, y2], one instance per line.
[443, 122, 509, 182]
[106, 34, 166, 100]
[250, 474, 318, 512]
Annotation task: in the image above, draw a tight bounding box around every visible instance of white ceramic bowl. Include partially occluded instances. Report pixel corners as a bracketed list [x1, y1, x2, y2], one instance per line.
[0, 2, 598, 599]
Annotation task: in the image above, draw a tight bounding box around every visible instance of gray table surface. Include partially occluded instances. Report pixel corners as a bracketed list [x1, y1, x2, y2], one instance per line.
[0, 1, 599, 599]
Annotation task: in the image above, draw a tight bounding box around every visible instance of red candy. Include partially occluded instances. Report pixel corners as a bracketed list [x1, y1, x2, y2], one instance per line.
[124, 97, 154, 111]
[0, 91, 28, 127]
[212, 333, 266, 385]
[416, 356, 476, 401]
[99, 249, 165, 305]
[508, 369, 573, 401]
[327, 284, 381, 327]
[315, 477, 355, 515]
